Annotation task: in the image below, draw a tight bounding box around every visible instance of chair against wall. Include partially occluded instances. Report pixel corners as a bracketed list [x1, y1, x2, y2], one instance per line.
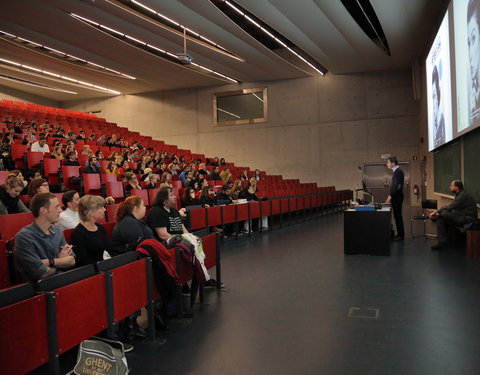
[410, 199, 438, 239]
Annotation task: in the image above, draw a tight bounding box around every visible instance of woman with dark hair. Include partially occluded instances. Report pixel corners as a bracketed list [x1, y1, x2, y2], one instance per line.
[57, 190, 80, 230]
[105, 161, 118, 174]
[182, 188, 199, 208]
[147, 186, 188, 242]
[110, 195, 153, 256]
[198, 186, 215, 208]
[219, 157, 226, 166]
[0, 175, 30, 215]
[252, 169, 261, 181]
[27, 178, 49, 198]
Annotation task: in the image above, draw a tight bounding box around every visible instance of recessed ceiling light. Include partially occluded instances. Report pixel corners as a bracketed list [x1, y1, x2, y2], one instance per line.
[0, 57, 121, 94]
[70, 13, 240, 83]
[0, 30, 136, 79]
[105, 0, 244, 62]
[211, 0, 327, 76]
[0, 73, 78, 94]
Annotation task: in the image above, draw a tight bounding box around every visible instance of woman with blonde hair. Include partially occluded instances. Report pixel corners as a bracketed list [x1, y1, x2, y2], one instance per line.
[160, 172, 173, 188]
[0, 175, 30, 215]
[50, 145, 64, 160]
[229, 179, 243, 200]
[70, 195, 109, 267]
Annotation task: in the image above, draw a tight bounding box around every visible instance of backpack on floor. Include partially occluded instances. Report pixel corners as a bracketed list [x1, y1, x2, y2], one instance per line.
[69, 336, 129, 375]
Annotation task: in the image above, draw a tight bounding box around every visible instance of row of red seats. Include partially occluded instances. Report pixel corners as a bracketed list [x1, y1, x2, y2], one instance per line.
[0, 231, 220, 375]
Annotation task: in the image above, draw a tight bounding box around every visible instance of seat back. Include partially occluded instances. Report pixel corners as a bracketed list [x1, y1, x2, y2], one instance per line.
[0, 212, 34, 242]
[106, 203, 120, 222]
[83, 173, 102, 194]
[131, 189, 149, 206]
[106, 181, 124, 199]
[26, 151, 44, 169]
[0, 292, 49, 374]
[0, 240, 10, 289]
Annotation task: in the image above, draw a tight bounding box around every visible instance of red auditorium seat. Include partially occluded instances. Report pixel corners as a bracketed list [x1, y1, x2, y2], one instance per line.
[0, 285, 49, 374]
[0, 212, 34, 242]
[106, 203, 120, 222]
[11, 144, 28, 168]
[61, 166, 80, 190]
[0, 170, 10, 183]
[131, 189, 149, 206]
[100, 173, 117, 184]
[189, 208, 207, 230]
[105, 181, 124, 200]
[83, 173, 102, 195]
[43, 158, 61, 185]
[26, 151, 44, 169]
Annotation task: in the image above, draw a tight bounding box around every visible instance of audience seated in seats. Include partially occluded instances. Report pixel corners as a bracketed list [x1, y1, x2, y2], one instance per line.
[110, 196, 153, 256]
[141, 167, 154, 182]
[182, 187, 199, 208]
[107, 151, 119, 161]
[8, 169, 28, 192]
[97, 134, 106, 144]
[114, 154, 124, 168]
[219, 158, 226, 167]
[0, 175, 30, 215]
[157, 162, 167, 175]
[63, 151, 80, 166]
[197, 163, 209, 176]
[85, 156, 101, 174]
[125, 171, 142, 193]
[210, 166, 222, 181]
[160, 172, 173, 188]
[27, 178, 49, 200]
[134, 162, 145, 175]
[252, 169, 261, 181]
[183, 170, 195, 189]
[147, 186, 188, 242]
[21, 127, 37, 145]
[241, 170, 249, 181]
[77, 130, 86, 141]
[199, 186, 216, 208]
[57, 190, 80, 230]
[0, 132, 14, 169]
[145, 174, 159, 189]
[70, 195, 109, 267]
[220, 167, 232, 183]
[13, 193, 75, 281]
[229, 179, 243, 200]
[31, 136, 50, 153]
[178, 166, 190, 183]
[429, 180, 478, 250]
[95, 150, 105, 160]
[105, 161, 119, 174]
[50, 146, 64, 160]
[239, 184, 259, 201]
[82, 144, 92, 155]
[65, 144, 78, 159]
[118, 160, 130, 175]
[216, 184, 233, 205]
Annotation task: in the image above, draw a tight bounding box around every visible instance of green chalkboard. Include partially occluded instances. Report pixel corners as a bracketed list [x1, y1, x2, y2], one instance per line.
[463, 128, 480, 204]
[434, 141, 461, 195]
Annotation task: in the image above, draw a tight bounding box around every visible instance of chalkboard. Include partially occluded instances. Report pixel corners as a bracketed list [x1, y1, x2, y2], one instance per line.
[463, 128, 480, 204]
[434, 141, 461, 195]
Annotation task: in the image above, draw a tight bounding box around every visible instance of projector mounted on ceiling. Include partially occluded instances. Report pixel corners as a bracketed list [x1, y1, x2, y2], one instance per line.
[176, 53, 193, 65]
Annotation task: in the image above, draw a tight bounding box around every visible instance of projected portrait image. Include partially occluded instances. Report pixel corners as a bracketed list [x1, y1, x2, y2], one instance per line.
[468, 0, 480, 122]
[432, 65, 446, 148]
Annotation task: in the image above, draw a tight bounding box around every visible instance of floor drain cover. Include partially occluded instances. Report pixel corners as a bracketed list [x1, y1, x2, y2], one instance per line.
[348, 307, 379, 319]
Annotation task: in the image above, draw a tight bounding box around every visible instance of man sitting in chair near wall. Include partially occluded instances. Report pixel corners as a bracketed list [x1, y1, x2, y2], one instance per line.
[429, 180, 478, 250]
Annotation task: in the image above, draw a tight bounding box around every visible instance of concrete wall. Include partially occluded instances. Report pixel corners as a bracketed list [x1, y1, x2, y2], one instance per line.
[63, 69, 421, 192]
[0, 84, 59, 107]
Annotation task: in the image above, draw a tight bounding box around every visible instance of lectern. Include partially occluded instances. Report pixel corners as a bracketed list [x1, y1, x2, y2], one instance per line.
[344, 207, 391, 256]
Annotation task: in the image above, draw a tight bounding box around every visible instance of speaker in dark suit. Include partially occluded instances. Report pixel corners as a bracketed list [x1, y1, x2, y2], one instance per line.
[386, 156, 404, 240]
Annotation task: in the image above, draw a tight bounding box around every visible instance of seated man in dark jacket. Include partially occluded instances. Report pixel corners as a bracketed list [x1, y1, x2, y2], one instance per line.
[429, 180, 478, 250]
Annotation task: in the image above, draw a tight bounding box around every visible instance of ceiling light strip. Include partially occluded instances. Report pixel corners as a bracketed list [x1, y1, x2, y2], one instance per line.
[217, 0, 327, 76]
[0, 57, 121, 94]
[0, 73, 78, 94]
[70, 13, 239, 84]
[0, 30, 136, 79]
[105, 0, 244, 62]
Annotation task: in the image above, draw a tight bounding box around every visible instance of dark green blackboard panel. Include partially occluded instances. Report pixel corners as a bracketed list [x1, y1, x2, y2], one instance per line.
[434, 141, 461, 195]
[463, 128, 480, 204]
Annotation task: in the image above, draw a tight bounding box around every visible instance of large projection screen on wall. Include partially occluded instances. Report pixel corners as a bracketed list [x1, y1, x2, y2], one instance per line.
[427, 11, 453, 151]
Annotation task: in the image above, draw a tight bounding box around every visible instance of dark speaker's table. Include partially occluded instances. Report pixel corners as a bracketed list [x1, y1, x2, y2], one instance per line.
[344, 207, 391, 256]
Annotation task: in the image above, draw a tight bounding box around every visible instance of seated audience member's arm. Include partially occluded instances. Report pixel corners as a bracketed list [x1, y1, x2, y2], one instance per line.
[182, 224, 189, 234]
[70, 229, 89, 267]
[155, 227, 171, 242]
[18, 199, 30, 213]
[14, 231, 50, 280]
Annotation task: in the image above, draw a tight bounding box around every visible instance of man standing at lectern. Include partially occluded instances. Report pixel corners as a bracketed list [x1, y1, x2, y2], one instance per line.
[385, 156, 404, 240]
